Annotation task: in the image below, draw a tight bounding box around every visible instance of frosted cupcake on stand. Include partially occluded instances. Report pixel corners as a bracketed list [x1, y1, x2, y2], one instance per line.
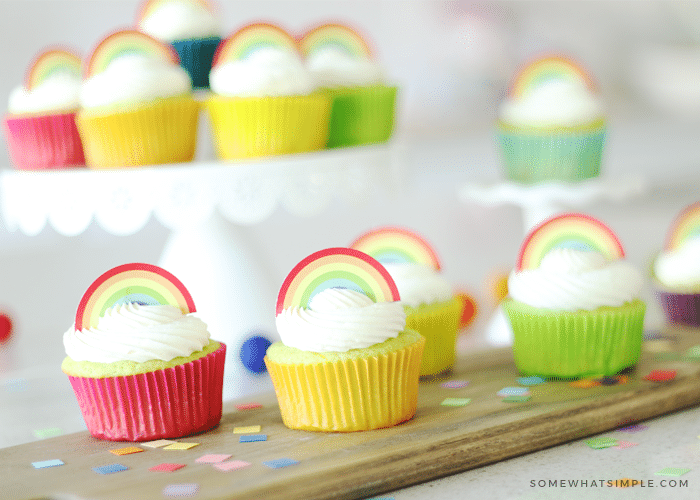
[4, 48, 85, 170]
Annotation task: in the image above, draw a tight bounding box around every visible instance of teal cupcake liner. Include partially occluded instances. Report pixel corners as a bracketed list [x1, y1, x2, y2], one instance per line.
[172, 37, 221, 89]
[502, 298, 646, 379]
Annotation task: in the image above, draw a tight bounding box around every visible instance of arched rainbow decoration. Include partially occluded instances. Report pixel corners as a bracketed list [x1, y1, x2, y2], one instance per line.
[516, 213, 624, 271]
[75, 263, 196, 331]
[350, 226, 441, 271]
[85, 29, 179, 78]
[24, 48, 82, 90]
[276, 247, 400, 315]
[299, 22, 372, 59]
[664, 202, 700, 251]
[137, 0, 215, 22]
[212, 22, 297, 67]
[509, 55, 596, 99]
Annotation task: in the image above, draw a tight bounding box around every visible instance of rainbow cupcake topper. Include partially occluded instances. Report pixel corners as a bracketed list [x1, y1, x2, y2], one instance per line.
[664, 202, 700, 251]
[137, 0, 215, 22]
[85, 29, 179, 78]
[350, 226, 441, 271]
[516, 213, 624, 271]
[212, 23, 297, 67]
[75, 263, 196, 331]
[24, 48, 82, 90]
[299, 22, 372, 59]
[509, 55, 596, 99]
[276, 247, 400, 315]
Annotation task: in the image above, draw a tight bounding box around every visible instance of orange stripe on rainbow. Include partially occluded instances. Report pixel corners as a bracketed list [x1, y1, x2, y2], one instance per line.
[212, 22, 297, 67]
[509, 55, 596, 99]
[664, 202, 700, 250]
[25, 48, 82, 90]
[350, 226, 441, 271]
[299, 22, 372, 58]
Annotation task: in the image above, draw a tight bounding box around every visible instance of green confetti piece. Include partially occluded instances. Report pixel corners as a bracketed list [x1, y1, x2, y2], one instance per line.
[33, 427, 63, 439]
[502, 395, 531, 403]
[685, 345, 700, 359]
[584, 437, 618, 449]
[655, 467, 691, 477]
[440, 397, 471, 407]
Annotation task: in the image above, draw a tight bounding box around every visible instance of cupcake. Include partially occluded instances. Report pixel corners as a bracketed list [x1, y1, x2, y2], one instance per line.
[3, 48, 85, 170]
[496, 55, 606, 183]
[502, 213, 646, 379]
[137, 0, 222, 89]
[77, 29, 200, 169]
[300, 22, 397, 148]
[264, 247, 425, 432]
[351, 226, 473, 377]
[653, 202, 700, 326]
[61, 263, 226, 441]
[206, 22, 330, 159]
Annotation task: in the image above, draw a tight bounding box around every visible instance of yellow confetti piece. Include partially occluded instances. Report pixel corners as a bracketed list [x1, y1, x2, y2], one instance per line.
[109, 446, 144, 456]
[233, 425, 262, 434]
[163, 442, 199, 450]
[569, 379, 600, 388]
[142, 439, 177, 448]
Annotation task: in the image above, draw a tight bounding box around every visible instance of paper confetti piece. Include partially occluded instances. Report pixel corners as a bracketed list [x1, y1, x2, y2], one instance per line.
[109, 446, 143, 456]
[235, 402, 263, 410]
[598, 376, 620, 386]
[517, 376, 545, 386]
[163, 484, 199, 497]
[32, 459, 64, 469]
[263, 458, 299, 469]
[441, 380, 469, 389]
[685, 345, 700, 359]
[613, 441, 638, 449]
[584, 437, 618, 449]
[239, 434, 268, 443]
[142, 439, 177, 448]
[213, 460, 252, 472]
[440, 397, 472, 407]
[655, 467, 691, 477]
[196, 454, 232, 464]
[33, 427, 63, 439]
[497, 387, 529, 397]
[644, 369, 677, 382]
[163, 442, 199, 450]
[149, 463, 186, 472]
[617, 424, 648, 433]
[233, 425, 262, 434]
[92, 464, 128, 474]
[569, 379, 600, 388]
[502, 395, 531, 403]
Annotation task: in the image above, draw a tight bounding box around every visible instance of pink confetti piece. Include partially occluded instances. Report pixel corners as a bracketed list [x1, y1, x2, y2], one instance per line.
[441, 380, 469, 389]
[613, 441, 638, 449]
[235, 402, 263, 410]
[162, 483, 199, 497]
[195, 454, 232, 464]
[213, 460, 252, 472]
[617, 424, 648, 434]
[149, 463, 186, 472]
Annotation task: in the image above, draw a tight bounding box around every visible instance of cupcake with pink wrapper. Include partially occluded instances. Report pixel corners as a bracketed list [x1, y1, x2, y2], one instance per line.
[3, 48, 85, 170]
[62, 263, 225, 441]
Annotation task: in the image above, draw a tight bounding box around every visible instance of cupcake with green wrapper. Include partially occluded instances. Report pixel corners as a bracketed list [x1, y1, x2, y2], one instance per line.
[496, 55, 606, 183]
[502, 213, 645, 379]
[300, 22, 397, 148]
[351, 226, 476, 377]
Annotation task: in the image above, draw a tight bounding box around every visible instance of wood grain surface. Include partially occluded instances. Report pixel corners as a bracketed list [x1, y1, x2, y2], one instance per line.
[3, 325, 700, 500]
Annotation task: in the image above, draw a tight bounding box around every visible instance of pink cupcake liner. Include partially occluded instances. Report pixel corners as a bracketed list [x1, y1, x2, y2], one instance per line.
[656, 291, 700, 327]
[68, 342, 226, 441]
[4, 112, 85, 170]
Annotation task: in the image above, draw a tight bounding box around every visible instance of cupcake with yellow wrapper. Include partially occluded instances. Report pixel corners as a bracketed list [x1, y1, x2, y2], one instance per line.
[497, 55, 606, 183]
[77, 29, 199, 169]
[351, 226, 475, 377]
[502, 213, 646, 379]
[62, 263, 226, 442]
[206, 22, 330, 159]
[265, 247, 425, 432]
[300, 22, 397, 148]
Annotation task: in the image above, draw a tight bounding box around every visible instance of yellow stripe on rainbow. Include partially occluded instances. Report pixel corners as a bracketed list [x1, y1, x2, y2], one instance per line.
[351, 226, 441, 271]
[299, 23, 372, 58]
[25, 49, 82, 90]
[85, 29, 179, 77]
[213, 23, 297, 67]
[509, 55, 595, 99]
[664, 202, 700, 250]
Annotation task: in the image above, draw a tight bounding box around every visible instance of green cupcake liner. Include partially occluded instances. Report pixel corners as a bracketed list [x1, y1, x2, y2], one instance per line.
[496, 120, 606, 183]
[502, 298, 646, 378]
[322, 84, 397, 148]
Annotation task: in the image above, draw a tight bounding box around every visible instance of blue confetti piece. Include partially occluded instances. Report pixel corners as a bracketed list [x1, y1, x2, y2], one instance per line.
[163, 483, 199, 497]
[497, 387, 530, 397]
[517, 376, 545, 386]
[239, 434, 268, 443]
[32, 459, 64, 469]
[92, 463, 128, 475]
[263, 458, 299, 469]
[3, 378, 28, 392]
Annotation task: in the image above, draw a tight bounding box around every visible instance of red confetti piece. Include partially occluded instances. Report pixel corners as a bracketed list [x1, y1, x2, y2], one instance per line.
[644, 370, 677, 382]
[235, 402, 263, 410]
[149, 463, 187, 472]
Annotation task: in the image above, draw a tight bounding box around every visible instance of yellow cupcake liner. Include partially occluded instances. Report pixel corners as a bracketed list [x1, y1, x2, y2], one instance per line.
[205, 93, 331, 160]
[264, 334, 425, 432]
[77, 95, 200, 169]
[405, 297, 464, 377]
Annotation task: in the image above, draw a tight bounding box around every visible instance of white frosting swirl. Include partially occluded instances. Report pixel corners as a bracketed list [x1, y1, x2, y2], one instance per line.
[8, 72, 81, 114]
[209, 47, 316, 97]
[275, 288, 406, 352]
[80, 53, 191, 109]
[306, 46, 384, 87]
[508, 248, 643, 311]
[382, 263, 453, 308]
[63, 303, 211, 363]
[654, 236, 700, 290]
[139, 0, 221, 42]
[498, 79, 604, 127]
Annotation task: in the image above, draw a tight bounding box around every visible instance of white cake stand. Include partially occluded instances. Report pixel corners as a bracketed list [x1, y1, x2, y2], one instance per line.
[0, 144, 400, 400]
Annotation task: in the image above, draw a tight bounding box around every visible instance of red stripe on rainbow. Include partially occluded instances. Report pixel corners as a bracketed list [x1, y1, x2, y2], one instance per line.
[212, 22, 297, 67]
[299, 22, 373, 58]
[350, 226, 441, 271]
[24, 48, 82, 90]
[664, 202, 700, 251]
[509, 55, 596, 99]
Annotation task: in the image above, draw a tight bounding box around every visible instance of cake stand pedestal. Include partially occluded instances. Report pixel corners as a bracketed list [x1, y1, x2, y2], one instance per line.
[0, 144, 400, 399]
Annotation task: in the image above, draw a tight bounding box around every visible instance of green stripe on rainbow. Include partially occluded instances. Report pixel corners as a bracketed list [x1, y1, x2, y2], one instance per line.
[350, 226, 441, 271]
[25, 49, 82, 90]
[213, 23, 297, 67]
[75, 263, 196, 331]
[299, 23, 372, 58]
[664, 202, 700, 250]
[510, 55, 595, 99]
[276, 248, 400, 315]
[517, 213, 624, 271]
[85, 29, 179, 77]
[137, 0, 214, 22]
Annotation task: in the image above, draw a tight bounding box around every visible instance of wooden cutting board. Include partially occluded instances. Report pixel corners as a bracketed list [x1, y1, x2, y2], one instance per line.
[3, 325, 700, 500]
